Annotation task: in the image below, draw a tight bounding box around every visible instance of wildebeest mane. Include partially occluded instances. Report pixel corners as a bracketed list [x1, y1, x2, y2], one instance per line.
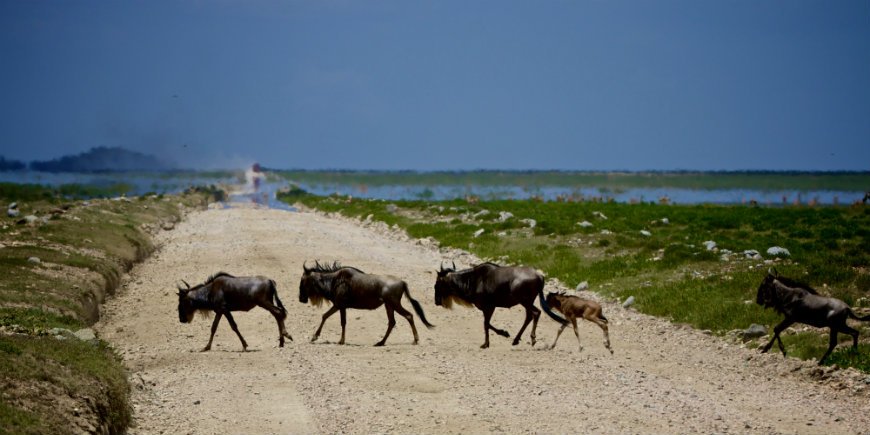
[310, 261, 365, 274]
[205, 271, 235, 284]
[773, 275, 819, 295]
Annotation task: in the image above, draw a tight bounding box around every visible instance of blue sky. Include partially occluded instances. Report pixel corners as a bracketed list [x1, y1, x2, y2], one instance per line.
[1, 1, 868, 171]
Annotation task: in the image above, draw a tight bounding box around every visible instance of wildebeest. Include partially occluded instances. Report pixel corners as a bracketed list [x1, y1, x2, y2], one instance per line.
[756, 268, 870, 364]
[298, 261, 433, 346]
[177, 272, 293, 352]
[546, 291, 613, 354]
[434, 261, 567, 348]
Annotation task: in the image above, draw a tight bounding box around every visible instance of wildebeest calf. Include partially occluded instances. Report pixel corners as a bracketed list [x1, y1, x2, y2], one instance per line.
[177, 272, 293, 351]
[546, 291, 613, 354]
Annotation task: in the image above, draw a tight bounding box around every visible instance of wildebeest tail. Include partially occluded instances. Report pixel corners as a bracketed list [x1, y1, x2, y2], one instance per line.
[270, 279, 287, 315]
[404, 283, 434, 329]
[848, 308, 870, 321]
[537, 286, 567, 325]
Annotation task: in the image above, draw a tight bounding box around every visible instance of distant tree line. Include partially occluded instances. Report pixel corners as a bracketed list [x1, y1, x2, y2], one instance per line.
[0, 156, 26, 171]
[1, 147, 175, 172]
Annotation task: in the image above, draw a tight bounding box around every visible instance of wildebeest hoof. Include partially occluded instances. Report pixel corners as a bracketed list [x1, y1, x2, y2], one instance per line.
[480, 343, 489, 349]
[496, 330, 510, 337]
[511, 339, 520, 346]
[374, 342, 385, 347]
[200, 347, 211, 352]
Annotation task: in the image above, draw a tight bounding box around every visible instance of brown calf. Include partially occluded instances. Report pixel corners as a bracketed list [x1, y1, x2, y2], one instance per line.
[545, 291, 613, 354]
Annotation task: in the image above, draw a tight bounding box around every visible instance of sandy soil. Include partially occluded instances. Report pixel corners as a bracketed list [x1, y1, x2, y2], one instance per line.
[96, 204, 870, 435]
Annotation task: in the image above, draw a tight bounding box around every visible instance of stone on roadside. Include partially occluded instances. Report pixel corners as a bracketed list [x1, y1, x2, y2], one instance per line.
[592, 211, 608, 220]
[7, 208, 19, 218]
[520, 218, 536, 228]
[767, 246, 791, 257]
[496, 211, 513, 222]
[660, 217, 669, 224]
[744, 249, 762, 260]
[27, 257, 41, 264]
[162, 222, 175, 231]
[622, 295, 636, 308]
[575, 281, 589, 291]
[73, 328, 99, 345]
[640, 230, 652, 237]
[473, 229, 485, 238]
[577, 221, 593, 228]
[703, 240, 717, 251]
[740, 324, 768, 341]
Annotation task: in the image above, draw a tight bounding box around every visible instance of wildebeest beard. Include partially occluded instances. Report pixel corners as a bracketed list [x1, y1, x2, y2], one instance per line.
[441, 293, 473, 309]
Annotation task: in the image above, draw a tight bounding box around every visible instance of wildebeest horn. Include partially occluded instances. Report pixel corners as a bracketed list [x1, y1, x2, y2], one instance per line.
[768, 267, 778, 277]
[303, 260, 310, 273]
[439, 261, 444, 272]
[451, 261, 456, 270]
[181, 279, 190, 289]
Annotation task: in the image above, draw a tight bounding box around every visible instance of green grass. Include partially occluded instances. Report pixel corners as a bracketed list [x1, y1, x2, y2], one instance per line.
[274, 169, 870, 191]
[281, 191, 870, 372]
[0, 335, 130, 435]
[0, 183, 222, 434]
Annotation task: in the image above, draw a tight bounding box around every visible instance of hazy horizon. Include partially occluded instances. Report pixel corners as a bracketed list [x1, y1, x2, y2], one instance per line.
[2, 1, 868, 171]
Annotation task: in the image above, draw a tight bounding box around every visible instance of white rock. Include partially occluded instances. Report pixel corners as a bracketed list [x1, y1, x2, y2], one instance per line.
[703, 240, 717, 251]
[520, 218, 536, 228]
[600, 229, 612, 235]
[592, 211, 608, 220]
[27, 257, 41, 264]
[473, 210, 490, 218]
[577, 221, 593, 228]
[661, 217, 669, 224]
[622, 296, 636, 308]
[640, 230, 652, 237]
[576, 281, 589, 291]
[496, 211, 513, 222]
[7, 209, 19, 218]
[473, 229, 485, 238]
[766, 246, 790, 257]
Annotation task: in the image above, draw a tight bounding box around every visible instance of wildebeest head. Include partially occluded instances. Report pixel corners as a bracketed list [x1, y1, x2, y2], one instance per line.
[298, 261, 327, 306]
[434, 261, 456, 307]
[545, 292, 564, 310]
[177, 280, 194, 323]
[756, 268, 779, 308]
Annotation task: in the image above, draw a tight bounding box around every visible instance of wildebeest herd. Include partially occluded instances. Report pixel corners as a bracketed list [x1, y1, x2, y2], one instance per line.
[178, 262, 868, 364]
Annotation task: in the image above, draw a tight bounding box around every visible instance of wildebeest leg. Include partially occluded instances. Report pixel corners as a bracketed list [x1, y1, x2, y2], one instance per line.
[841, 324, 860, 350]
[513, 303, 540, 346]
[481, 306, 494, 349]
[819, 328, 840, 365]
[550, 322, 568, 350]
[375, 306, 396, 347]
[591, 317, 613, 354]
[761, 318, 794, 356]
[223, 312, 248, 351]
[261, 302, 293, 346]
[571, 317, 583, 352]
[201, 312, 223, 352]
[312, 305, 339, 343]
[339, 308, 347, 345]
[393, 303, 420, 344]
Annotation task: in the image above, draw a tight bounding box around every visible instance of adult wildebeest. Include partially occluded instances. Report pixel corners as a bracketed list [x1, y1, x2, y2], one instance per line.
[298, 261, 433, 346]
[546, 291, 613, 354]
[177, 272, 293, 352]
[434, 262, 567, 348]
[756, 268, 870, 365]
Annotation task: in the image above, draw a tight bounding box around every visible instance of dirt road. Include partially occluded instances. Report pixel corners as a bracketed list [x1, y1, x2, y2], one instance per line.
[96, 204, 870, 434]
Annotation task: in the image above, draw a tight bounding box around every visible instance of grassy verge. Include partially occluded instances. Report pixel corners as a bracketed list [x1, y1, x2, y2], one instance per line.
[273, 169, 870, 191]
[0, 183, 222, 434]
[280, 190, 870, 371]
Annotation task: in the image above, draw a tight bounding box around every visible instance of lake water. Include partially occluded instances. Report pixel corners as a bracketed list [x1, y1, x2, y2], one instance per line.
[1, 171, 864, 206]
